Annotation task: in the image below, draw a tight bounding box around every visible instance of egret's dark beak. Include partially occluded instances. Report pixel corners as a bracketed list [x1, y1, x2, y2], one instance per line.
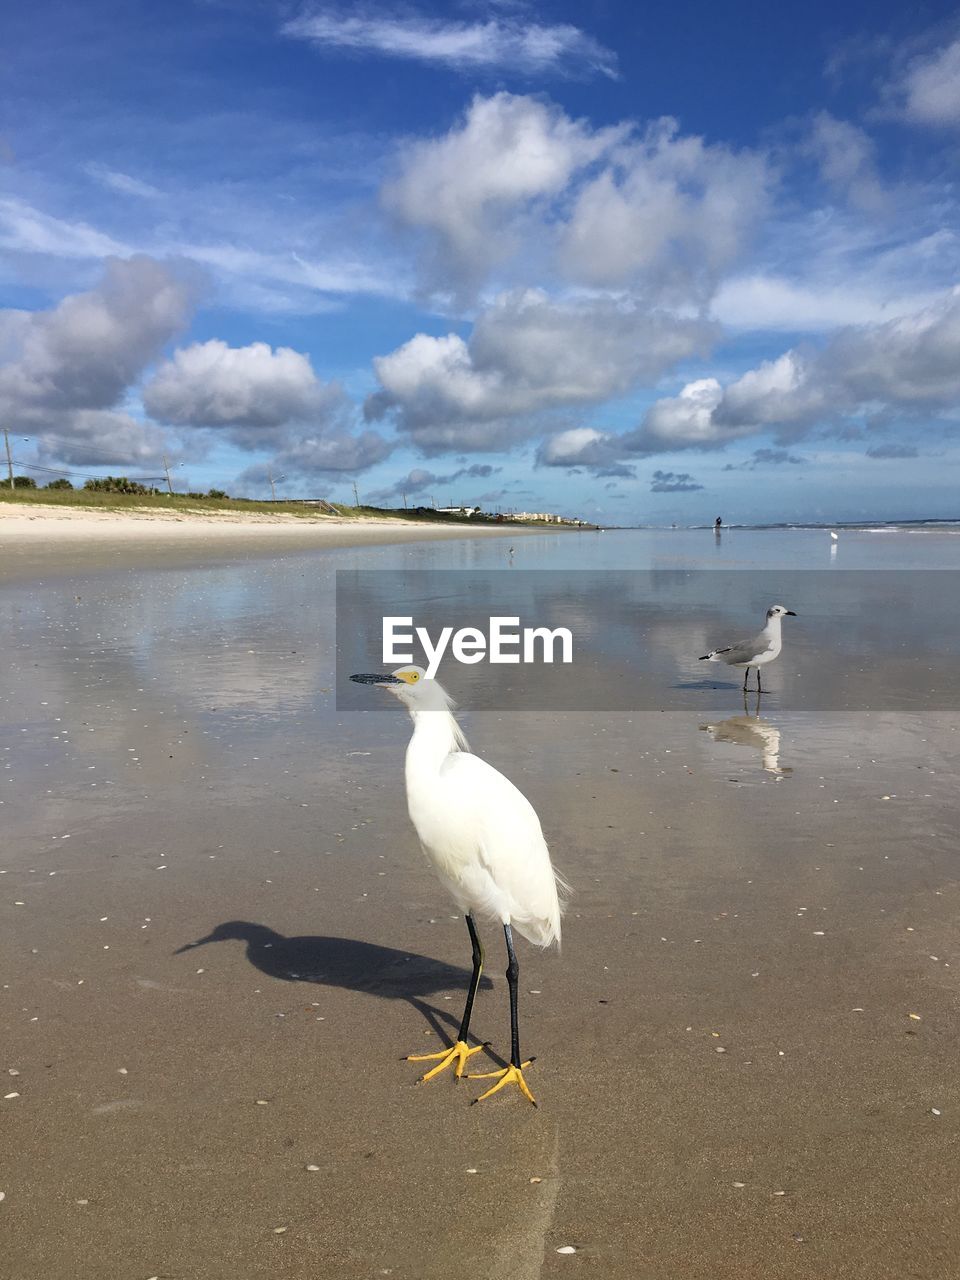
[785, 610, 797, 616]
[350, 673, 403, 685]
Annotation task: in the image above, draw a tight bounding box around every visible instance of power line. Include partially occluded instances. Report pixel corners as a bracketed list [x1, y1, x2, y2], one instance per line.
[15, 433, 174, 469]
[10, 459, 168, 484]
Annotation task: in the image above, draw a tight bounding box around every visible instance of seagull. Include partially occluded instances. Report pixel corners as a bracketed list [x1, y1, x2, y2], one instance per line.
[830, 530, 839, 541]
[350, 665, 568, 1104]
[700, 604, 797, 692]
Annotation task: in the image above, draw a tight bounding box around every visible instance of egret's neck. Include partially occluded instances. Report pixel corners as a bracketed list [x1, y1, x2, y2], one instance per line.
[405, 708, 464, 778]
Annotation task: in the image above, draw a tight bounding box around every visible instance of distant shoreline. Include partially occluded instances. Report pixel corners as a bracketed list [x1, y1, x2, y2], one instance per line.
[0, 501, 551, 581]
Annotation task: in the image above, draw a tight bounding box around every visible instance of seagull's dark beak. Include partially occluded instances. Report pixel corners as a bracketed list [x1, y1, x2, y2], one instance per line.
[350, 673, 404, 685]
[785, 610, 797, 616]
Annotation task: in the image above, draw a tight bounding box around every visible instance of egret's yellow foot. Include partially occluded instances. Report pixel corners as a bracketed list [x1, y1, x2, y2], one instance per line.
[407, 1040, 484, 1082]
[469, 1061, 537, 1105]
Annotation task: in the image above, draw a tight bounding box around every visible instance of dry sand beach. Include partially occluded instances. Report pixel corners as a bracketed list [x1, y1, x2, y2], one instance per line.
[0, 501, 540, 580]
[2, 523, 960, 1279]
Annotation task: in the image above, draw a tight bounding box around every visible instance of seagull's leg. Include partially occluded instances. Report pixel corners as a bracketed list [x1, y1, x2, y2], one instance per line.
[756, 668, 763, 693]
[743, 667, 749, 691]
[407, 914, 486, 1082]
[469, 923, 537, 1105]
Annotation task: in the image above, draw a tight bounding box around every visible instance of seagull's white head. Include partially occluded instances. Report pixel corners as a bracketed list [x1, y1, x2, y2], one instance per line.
[350, 664, 453, 711]
[766, 604, 797, 619]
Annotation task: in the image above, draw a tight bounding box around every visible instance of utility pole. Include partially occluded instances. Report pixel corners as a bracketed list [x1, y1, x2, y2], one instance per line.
[267, 470, 286, 502]
[353, 481, 360, 508]
[3, 428, 13, 490]
[162, 453, 174, 495]
[402, 493, 407, 509]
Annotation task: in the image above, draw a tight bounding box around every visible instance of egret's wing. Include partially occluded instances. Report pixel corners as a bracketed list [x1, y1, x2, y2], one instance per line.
[432, 752, 565, 946]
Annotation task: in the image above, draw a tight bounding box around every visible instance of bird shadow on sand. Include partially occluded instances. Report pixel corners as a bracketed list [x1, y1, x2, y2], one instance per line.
[174, 919, 496, 1051]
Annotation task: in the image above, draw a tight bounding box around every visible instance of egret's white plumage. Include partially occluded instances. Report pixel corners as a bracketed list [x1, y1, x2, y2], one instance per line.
[402, 684, 564, 948]
[350, 664, 566, 1103]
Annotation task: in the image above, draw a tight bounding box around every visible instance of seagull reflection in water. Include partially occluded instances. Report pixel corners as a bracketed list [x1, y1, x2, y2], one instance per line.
[700, 693, 792, 775]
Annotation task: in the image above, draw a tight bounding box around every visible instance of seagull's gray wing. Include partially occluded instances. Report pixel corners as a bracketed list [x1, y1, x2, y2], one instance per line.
[704, 630, 773, 664]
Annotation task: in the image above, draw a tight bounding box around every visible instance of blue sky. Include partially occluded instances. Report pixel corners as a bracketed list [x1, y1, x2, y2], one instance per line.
[2, 0, 960, 523]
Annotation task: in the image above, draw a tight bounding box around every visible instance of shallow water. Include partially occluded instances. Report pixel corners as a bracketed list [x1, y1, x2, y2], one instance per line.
[3, 528, 959, 833]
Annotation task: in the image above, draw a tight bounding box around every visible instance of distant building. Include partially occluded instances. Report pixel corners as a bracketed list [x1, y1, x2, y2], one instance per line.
[436, 505, 480, 516]
[512, 511, 583, 525]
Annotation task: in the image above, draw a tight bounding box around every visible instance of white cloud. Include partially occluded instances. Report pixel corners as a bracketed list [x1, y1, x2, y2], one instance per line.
[805, 113, 884, 210]
[538, 427, 610, 465]
[145, 337, 394, 466]
[143, 339, 338, 429]
[641, 378, 730, 446]
[33, 411, 171, 468]
[711, 274, 945, 332]
[282, 10, 617, 79]
[895, 39, 960, 127]
[821, 286, 960, 405]
[87, 164, 162, 200]
[0, 261, 393, 479]
[643, 288, 960, 448]
[382, 92, 621, 295]
[649, 469, 703, 492]
[558, 118, 769, 297]
[366, 289, 715, 450]
[535, 427, 636, 476]
[236, 429, 394, 486]
[0, 197, 131, 260]
[0, 197, 403, 316]
[538, 288, 960, 467]
[714, 353, 816, 428]
[366, 463, 498, 504]
[0, 255, 194, 426]
[381, 95, 766, 303]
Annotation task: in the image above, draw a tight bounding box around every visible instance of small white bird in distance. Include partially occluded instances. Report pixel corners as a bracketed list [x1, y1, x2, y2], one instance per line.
[700, 604, 797, 692]
[350, 665, 568, 1105]
[830, 530, 839, 541]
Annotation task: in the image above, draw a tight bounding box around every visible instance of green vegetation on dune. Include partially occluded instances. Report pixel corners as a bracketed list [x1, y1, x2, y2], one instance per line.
[0, 486, 327, 518]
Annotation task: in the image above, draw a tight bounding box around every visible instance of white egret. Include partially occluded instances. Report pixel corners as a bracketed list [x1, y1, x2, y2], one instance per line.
[350, 665, 567, 1104]
[700, 604, 797, 692]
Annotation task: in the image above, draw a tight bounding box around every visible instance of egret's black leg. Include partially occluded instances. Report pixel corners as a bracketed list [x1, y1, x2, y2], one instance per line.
[504, 923, 521, 1068]
[469, 921, 537, 1104]
[407, 913, 486, 1082]
[456, 914, 484, 1044]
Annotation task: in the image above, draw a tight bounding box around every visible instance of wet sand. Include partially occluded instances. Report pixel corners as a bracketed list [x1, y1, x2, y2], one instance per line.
[2, 532, 960, 1278]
